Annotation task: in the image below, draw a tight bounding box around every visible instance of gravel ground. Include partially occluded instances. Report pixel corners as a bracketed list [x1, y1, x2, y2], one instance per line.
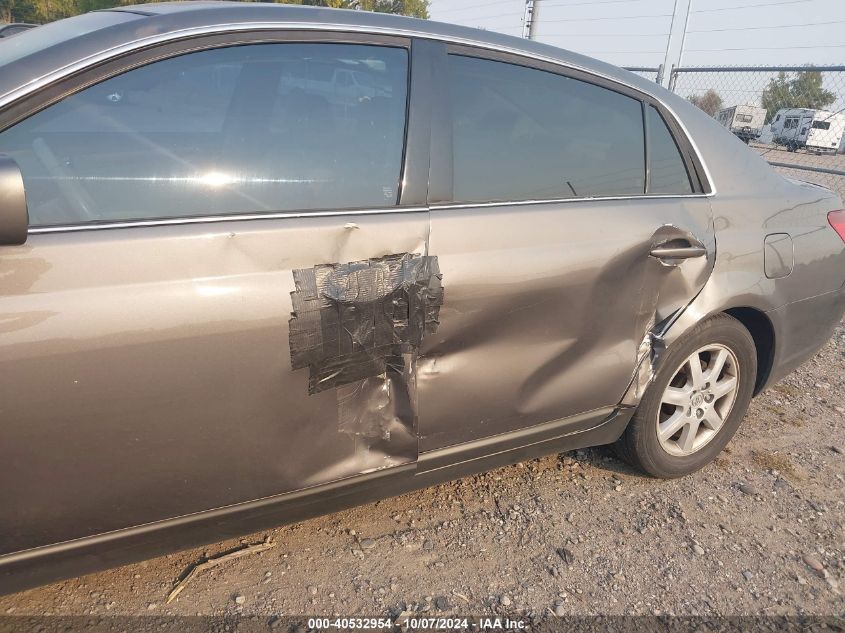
[2, 320, 844, 620]
[750, 143, 845, 198]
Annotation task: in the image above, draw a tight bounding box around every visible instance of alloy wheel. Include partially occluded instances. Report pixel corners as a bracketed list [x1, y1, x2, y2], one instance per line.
[656, 344, 740, 457]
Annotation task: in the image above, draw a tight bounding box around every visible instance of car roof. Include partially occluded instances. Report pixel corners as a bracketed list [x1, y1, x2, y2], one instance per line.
[0, 1, 660, 107]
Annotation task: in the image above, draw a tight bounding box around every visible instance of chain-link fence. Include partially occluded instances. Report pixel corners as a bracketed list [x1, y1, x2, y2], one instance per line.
[624, 66, 661, 83]
[668, 65, 845, 198]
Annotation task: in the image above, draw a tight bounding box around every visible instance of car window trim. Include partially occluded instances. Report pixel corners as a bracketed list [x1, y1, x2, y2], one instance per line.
[436, 43, 708, 203]
[0, 30, 427, 232]
[27, 206, 430, 234]
[1, 27, 715, 234]
[641, 101, 652, 194]
[398, 37, 435, 207]
[0, 31, 411, 130]
[0, 21, 716, 195]
[429, 194, 708, 213]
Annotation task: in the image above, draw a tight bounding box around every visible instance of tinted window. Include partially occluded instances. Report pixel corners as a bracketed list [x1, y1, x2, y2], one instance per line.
[447, 54, 645, 203]
[812, 120, 831, 130]
[0, 43, 408, 226]
[646, 105, 692, 195]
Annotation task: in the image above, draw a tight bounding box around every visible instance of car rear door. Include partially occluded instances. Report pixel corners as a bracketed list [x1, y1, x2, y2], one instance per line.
[418, 46, 715, 452]
[0, 33, 436, 555]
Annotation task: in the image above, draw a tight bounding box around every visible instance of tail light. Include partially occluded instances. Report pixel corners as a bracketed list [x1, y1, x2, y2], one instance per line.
[829, 210, 845, 243]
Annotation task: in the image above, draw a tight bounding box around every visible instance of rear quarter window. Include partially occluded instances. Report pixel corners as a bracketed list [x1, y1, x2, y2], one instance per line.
[646, 105, 693, 195]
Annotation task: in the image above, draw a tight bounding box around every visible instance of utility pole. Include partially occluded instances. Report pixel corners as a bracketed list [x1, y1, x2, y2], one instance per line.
[524, 0, 540, 40]
[676, 0, 693, 69]
[660, 0, 691, 88]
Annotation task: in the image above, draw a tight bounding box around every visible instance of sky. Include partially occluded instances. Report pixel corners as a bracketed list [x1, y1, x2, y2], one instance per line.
[427, 0, 845, 70]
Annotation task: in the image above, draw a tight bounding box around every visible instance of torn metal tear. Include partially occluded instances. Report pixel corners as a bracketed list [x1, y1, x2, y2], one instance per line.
[337, 353, 413, 440]
[621, 328, 657, 407]
[620, 315, 671, 407]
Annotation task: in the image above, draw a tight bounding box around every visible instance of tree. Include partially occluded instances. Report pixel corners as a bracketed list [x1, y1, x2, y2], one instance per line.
[687, 88, 723, 116]
[32, 0, 77, 21]
[761, 70, 835, 123]
[283, 0, 429, 18]
[361, 0, 429, 18]
[3, 0, 86, 22]
[1, 0, 39, 23]
[287, 0, 348, 7]
[2, 0, 429, 24]
[280, 0, 428, 18]
[75, 0, 128, 13]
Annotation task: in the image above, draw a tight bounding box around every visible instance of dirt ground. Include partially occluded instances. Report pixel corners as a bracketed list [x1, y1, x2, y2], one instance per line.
[2, 321, 844, 621]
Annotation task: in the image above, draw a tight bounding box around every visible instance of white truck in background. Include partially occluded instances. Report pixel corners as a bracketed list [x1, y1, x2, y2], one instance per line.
[714, 105, 767, 143]
[770, 107, 845, 154]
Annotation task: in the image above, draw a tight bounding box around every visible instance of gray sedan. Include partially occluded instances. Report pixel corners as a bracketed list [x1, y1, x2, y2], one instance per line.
[0, 2, 843, 595]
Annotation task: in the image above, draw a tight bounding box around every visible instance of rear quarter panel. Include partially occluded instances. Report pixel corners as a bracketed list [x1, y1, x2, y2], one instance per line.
[651, 90, 845, 386]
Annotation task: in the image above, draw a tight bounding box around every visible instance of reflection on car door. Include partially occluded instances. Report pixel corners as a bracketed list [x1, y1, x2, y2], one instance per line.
[0, 36, 433, 555]
[419, 50, 715, 452]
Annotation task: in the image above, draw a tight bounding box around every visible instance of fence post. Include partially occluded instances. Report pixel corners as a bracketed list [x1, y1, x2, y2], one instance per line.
[668, 65, 678, 92]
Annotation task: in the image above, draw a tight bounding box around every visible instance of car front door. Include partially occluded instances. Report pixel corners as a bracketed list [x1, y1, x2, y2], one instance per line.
[0, 34, 435, 555]
[418, 48, 715, 452]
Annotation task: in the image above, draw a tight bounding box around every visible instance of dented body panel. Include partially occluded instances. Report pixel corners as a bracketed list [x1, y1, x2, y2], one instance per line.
[420, 197, 714, 451]
[656, 173, 845, 391]
[0, 2, 844, 595]
[0, 212, 431, 555]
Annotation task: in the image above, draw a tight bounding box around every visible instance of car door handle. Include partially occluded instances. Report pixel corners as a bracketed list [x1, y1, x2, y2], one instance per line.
[649, 241, 707, 260]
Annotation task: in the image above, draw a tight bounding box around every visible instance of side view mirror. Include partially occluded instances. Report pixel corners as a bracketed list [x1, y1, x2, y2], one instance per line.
[0, 154, 28, 246]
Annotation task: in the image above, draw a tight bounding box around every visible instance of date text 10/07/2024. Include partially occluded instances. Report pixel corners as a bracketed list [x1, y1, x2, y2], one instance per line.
[307, 617, 528, 630]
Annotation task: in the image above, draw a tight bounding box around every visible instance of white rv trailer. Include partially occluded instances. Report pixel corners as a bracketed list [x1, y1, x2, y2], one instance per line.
[714, 105, 767, 143]
[770, 107, 845, 153]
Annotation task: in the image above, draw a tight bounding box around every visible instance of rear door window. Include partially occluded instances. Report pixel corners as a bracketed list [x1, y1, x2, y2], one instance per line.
[0, 42, 409, 226]
[446, 54, 646, 203]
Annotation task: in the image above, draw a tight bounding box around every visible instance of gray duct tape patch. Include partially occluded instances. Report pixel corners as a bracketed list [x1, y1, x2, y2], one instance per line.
[288, 253, 443, 395]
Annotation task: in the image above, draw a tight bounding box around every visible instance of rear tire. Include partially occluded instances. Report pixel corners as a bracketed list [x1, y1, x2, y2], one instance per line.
[615, 313, 757, 478]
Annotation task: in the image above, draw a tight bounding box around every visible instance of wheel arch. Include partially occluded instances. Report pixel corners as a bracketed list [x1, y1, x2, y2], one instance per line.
[722, 306, 775, 395]
[658, 303, 776, 398]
